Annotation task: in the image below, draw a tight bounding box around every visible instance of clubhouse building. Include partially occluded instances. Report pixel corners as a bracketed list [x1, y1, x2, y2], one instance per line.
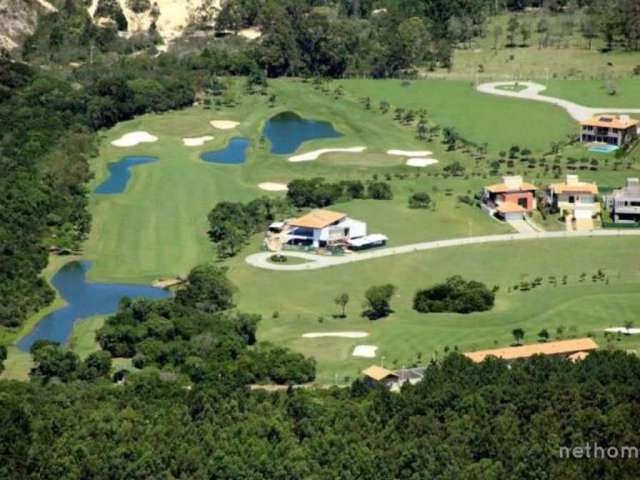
[579, 114, 639, 148]
[481, 175, 538, 221]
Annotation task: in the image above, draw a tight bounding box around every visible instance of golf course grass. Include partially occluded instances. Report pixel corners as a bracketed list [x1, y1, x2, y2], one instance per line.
[544, 79, 640, 108]
[4, 77, 640, 383]
[336, 79, 576, 153]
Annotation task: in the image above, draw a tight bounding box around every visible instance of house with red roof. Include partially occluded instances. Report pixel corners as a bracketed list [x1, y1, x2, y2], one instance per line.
[481, 176, 538, 221]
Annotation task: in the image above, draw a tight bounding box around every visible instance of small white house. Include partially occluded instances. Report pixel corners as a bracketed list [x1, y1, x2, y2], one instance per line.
[285, 209, 367, 248]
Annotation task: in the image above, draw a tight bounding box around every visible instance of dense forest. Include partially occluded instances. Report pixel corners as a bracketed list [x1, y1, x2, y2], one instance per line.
[2, 350, 640, 478]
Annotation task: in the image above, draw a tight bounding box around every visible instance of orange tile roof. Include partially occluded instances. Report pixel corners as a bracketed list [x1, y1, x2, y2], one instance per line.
[496, 202, 527, 213]
[361, 365, 398, 381]
[289, 209, 347, 229]
[464, 338, 598, 363]
[550, 182, 598, 194]
[580, 115, 639, 130]
[486, 182, 537, 194]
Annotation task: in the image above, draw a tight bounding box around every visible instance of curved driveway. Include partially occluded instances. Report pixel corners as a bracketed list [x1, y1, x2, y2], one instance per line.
[246, 230, 640, 271]
[476, 81, 640, 122]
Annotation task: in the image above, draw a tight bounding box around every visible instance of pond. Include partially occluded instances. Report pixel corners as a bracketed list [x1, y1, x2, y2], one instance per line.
[95, 156, 158, 194]
[201, 137, 250, 164]
[263, 111, 343, 155]
[18, 261, 170, 352]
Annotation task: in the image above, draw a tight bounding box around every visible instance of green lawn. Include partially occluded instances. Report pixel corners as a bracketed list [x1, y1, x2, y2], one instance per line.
[544, 79, 640, 108]
[337, 79, 576, 153]
[228, 236, 640, 382]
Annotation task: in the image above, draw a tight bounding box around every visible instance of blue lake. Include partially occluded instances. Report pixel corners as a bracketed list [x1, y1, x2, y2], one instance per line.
[18, 261, 170, 352]
[95, 156, 158, 194]
[263, 111, 343, 155]
[201, 137, 250, 164]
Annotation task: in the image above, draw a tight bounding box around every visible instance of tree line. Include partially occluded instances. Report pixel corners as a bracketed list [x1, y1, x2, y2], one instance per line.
[2, 349, 640, 478]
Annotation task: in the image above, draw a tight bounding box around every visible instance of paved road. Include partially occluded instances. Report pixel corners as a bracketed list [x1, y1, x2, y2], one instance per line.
[476, 81, 640, 122]
[245, 230, 640, 271]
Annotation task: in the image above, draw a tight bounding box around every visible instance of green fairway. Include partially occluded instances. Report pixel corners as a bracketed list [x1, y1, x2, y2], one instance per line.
[229, 236, 640, 382]
[83, 79, 506, 283]
[544, 79, 640, 108]
[337, 79, 576, 153]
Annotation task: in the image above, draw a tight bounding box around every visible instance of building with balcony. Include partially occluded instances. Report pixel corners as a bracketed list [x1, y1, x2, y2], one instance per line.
[605, 177, 640, 224]
[545, 175, 599, 230]
[580, 114, 639, 147]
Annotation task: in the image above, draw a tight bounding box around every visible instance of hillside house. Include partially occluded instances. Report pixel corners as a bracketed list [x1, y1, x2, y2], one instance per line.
[546, 175, 599, 230]
[605, 177, 640, 224]
[482, 176, 538, 221]
[580, 115, 639, 147]
[464, 338, 598, 363]
[361, 365, 399, 388]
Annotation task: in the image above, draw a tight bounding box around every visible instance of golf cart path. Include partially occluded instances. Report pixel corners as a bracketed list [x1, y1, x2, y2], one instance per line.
[246, 230, 640, 271]
[476, 81, 640, 122]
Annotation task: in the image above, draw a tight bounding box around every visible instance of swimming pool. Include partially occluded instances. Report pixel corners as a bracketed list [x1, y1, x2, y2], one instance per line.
[589, 144, 619, 154]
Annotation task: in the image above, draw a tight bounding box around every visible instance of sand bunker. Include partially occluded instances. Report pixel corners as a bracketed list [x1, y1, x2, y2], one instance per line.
[303, 332, 369, 339]
[259, 182, 288, 192]
[210, 120, 240, 130]
[352, 345, 378, 358]
[406, 158, 439, 167]
[111, 131, 158, 148]
[183, 136, 214, 147]
[387, 149, 433, 157]
[605, 327, 640, 335]
[289, 147, 367, 163]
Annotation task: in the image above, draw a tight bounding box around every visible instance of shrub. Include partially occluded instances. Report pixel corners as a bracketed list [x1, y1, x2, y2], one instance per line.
[409, 192, 432, 209]
[413, 276, 495, 314]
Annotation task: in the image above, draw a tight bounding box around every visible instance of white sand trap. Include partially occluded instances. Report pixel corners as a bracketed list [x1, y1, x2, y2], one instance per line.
[352, 345, 378, 358]
[387, 149, 433, 157]
[289, 147, 367, 163]
[259, 182, 288, 192]
[303, 332, 369, 339]
[406, 158, 439, 167]
[210, 120, 240, 130]
[183, 136, 214, 147]
[605, 327, 640, 335]
[111, 131, 158, 148]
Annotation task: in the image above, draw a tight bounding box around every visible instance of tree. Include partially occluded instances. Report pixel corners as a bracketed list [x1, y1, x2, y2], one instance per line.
[175, 265, 236, 313]
[80, 351, 112, 380]
[363, 284, 396, 320]
[31, 344, 80, 382]
[492, 24, 503, 50]
[538, 329, 550, 343]
[581, 15, 598, 50]
[367, 182, 393, 200]
[409, 192, 432, 209]
[413, 276, 495, 314]
[512, 328, 525, 346]
[334, 293, 350, 318]
[520, 22, 531, 47]
[506, 16, 520, 47]
[0, 345, 6, 374]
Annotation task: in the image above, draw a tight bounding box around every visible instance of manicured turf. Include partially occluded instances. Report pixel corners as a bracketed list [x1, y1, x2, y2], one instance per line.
[337, 79, 576, 153]
[83, 79, 505, 283]
[228, 236, 640, 382]
[544, 79, 640, 108]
